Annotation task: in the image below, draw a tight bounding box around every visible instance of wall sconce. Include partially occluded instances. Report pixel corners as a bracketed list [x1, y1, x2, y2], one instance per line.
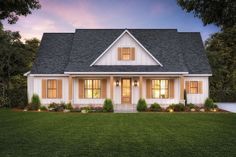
[134, 80, 138, 87]
[116, 80, 119, 86]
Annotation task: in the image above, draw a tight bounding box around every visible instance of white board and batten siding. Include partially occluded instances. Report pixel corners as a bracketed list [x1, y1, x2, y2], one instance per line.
[73, 78, 110, 107]
[27, 76, 209, 106]
[185, 76, 209, 105]
[94, 33, 158, 65]
[143, 78, 180, 107]
[27, 76, 69, 105]
[113, 77, 140, 105]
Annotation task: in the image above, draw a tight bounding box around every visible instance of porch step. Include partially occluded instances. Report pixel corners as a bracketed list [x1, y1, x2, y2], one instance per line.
[114, 110, 137, 113]
[114, 104, 137, 113]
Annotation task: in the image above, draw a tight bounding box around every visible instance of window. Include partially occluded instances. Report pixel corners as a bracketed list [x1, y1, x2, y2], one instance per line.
[152, 80, 169, 98]
[121, 48, 131, 60]
[47, 80, 57, 98]
[84, 80, 101, 98]
[190, 81, 198, 94]
[118, 47, 135, 60]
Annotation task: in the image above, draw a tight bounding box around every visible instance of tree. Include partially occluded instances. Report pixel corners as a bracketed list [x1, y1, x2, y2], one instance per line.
[177, 0, 236, 102]
[177, 0, 236, 29]
[0, 0, 41, 24]
[0, 27, 40, 108]
[206, 26, 236, 102]
[25, 38, 40, 68]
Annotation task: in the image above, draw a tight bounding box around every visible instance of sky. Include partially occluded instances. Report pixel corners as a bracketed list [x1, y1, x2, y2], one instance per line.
[3, 0, 219, 41]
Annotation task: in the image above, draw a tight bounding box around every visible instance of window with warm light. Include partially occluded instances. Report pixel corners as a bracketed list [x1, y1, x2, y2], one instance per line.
[47, 80, 57, 98]
[84, 80, 101, 98]
[121, 48, 131, 60]
[118, 47, 135, 60]
[151, 80, 169, 98]
[190, 81, 198, 94]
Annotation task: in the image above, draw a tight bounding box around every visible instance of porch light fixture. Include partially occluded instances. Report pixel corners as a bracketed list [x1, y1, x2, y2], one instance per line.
[116, 80, 119, 86]
[134, 80, 138, 87]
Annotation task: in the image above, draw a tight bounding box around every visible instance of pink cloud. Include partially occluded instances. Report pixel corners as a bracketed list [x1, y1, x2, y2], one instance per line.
[151, 2, 172, 15]
[40, 0, 102, 28]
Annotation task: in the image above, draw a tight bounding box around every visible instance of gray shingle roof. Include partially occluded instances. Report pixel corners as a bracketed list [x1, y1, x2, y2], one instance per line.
[31, 33, 74, 74]
[31, 29, 211, 74]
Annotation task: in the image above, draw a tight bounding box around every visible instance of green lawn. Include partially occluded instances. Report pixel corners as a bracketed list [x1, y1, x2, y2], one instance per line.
[0, 110, 236, 157]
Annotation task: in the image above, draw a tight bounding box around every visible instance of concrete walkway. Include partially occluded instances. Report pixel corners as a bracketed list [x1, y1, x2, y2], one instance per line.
[217, 103, 236, 113]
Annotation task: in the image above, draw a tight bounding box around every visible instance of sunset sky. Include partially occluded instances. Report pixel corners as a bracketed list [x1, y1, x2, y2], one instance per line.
[3, 0, 219, 41]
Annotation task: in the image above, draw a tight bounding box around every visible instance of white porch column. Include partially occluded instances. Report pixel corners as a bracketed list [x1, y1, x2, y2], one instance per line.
[68, 76, 73, 104]
[110, 76, 114, 101]
[139, 76, 143, 98]
[180, 76, 185, 103]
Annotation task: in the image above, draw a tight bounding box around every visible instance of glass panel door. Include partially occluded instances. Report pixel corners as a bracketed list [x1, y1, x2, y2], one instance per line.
[121, 78, 131, 104]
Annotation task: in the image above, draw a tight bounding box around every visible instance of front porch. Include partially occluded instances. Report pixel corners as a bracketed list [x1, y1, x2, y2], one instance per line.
[68, 75, 186, 112]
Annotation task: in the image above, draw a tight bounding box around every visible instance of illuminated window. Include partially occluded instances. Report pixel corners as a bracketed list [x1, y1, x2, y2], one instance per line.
[119, 47, 134, 60]
[152, 80, 169, 98]
[47, 80, 57, 98]
[190, 81, 198, 94]
[84, 80, 101, 98]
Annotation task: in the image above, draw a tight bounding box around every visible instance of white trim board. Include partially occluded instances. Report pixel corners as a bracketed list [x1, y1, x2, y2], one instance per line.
[26, 73, 212, 77]
[185, 74, 212, 77]
[64, 72, 188, 75]
[28, 74, 69, 77]
[90, 29, 163, 67]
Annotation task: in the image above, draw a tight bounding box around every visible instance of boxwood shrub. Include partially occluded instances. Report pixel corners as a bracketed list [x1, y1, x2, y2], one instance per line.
[137, 98, 147, 112]
[103, 99, 113, 112]
[204, 98, 218, 111]
[167, 103, 185, 112]
[28, 94, 41, 110]
[150, 103, 162, 112]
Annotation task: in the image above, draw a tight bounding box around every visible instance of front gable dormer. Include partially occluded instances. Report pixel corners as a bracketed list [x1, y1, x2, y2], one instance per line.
[90, 30, 162, 66]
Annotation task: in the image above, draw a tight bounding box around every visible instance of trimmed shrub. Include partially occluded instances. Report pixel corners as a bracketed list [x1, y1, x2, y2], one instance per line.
[137, 98, 147, 112]
[204, 98, 215, 110]
[48, 102, 66, 112]
[150, 103, 162, 112]
[39, 106, 47, 111]
[167, 103, 185, 112]
[174, 103, 185, 111]
[185, 103, 197, 112]
[28, 94, 41, 110]
[65, 102, 73, 110]
[186, 103, 195, 109]
[103, 99, 113, 112]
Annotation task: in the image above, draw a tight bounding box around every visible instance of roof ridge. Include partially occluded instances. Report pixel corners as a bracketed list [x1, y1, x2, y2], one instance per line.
[43, 32, 74, 34]
[75, 28, 178, 30]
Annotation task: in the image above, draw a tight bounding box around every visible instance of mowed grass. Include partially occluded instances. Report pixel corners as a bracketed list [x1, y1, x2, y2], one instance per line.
[0, 110, 236, 157]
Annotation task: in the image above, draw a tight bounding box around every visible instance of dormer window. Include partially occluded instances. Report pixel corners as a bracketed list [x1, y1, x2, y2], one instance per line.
[118, 47, 135, 61]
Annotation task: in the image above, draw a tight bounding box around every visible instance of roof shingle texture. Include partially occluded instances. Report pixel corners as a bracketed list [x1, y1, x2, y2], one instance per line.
[31, 29, 211, 74]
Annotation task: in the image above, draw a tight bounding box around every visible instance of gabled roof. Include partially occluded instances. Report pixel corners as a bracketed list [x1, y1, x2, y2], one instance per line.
[31, 33, 74, 74]
[30, 29, 212, 75]
[90, 29, 163, 66]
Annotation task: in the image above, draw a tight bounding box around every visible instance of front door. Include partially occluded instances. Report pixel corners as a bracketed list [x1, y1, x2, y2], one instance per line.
[121, 78, 131, 104]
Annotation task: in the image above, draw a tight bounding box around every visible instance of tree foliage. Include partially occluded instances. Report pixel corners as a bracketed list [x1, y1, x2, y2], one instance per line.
[0, 0, 41, 24]
[206, 26, 236, 102]
[177, 0, 236, 29]
[0, 26, 40, 108]
[178, 0, 236, 102]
